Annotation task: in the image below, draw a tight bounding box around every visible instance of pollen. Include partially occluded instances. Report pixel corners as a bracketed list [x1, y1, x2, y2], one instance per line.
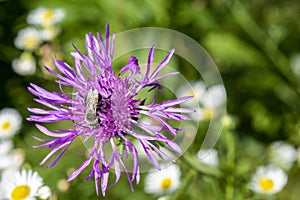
[161, 178, 172, 189]
[187, 88, 195, 96]
[2, 121, 11, 131]
[24, 37, 39, 49]
[11, 185, 30, 200]
[203, 107, 214, 119]
[259, 177, 274, 192]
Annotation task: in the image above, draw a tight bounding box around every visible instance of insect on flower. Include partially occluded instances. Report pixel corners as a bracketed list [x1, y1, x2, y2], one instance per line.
[84, 88, 100, 129]
[27, 23, 194, 196]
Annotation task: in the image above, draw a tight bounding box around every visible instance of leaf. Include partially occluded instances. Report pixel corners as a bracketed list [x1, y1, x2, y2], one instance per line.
[202, 32, 265, 67]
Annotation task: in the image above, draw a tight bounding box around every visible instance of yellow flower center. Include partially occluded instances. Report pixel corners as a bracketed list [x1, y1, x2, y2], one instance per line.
[43, 10, 54, 21]
[11, 185, 30, 200]
[161, 178, 172, 189]
[259, 177, 274, 192]
[187, 88, 196, 96]
[2, 121, 11, 131]
[25, 37, 39, 49]
[203, 107, 214, 119]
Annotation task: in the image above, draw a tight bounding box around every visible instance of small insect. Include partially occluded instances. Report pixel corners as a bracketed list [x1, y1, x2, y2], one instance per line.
[84, 88, 100, 129]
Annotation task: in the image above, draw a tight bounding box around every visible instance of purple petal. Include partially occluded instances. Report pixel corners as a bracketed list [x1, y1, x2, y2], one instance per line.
[54, 59, 77, 81]
[144, 46, 155, 81]
[149, 49, 175, 80]
[46, 143, 71, 168]
[35, 124, 72, 138]
[67, 156, 93, 182]
[140, 140, 160, 170]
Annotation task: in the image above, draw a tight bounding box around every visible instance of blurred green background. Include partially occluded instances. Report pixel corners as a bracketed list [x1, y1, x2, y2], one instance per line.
[1, 0, 300, 199]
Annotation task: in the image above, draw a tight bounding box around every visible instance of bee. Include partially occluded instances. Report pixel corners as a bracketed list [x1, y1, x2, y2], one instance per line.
[84, 88, 100, 129]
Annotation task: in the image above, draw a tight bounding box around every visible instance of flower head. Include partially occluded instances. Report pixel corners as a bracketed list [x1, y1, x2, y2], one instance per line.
[40, 26, 61, 41]
[14, 27, 42, 51]
[177, 81, 226, 121]
[250, 165, 287, 195]
[197, 148, 219, 167]
[12, 52, 36, 76]
[37, 186, 52, 200]
[0, 108, 22, 139]
[0, 139, 13, 154]
[269, 141, 297, 170]
[27, 24, 194, 195]
[27, 7, 65, 27]
[144, 164, 181, 196]
[0, 169, 50, 200]
[0, 149, 25, 171]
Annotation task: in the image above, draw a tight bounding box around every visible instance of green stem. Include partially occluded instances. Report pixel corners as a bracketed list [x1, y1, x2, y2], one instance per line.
[181, 152, 222, 178]
[225, 131, 235, 200]
[172, 169, 197, 200]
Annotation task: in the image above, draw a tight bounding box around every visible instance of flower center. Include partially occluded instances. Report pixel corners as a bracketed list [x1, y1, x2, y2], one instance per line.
[259, 177, 274, 192]
[187, 88, 196, 96]
[43, 11, 54, 22]
[2, 121, 11, 131]
[11, 185, 30, 200]
[203, 107, 214, 119]
[161, 178, 172, 189]
[25, 37, 39, 49]
[111, 80, 132, 129]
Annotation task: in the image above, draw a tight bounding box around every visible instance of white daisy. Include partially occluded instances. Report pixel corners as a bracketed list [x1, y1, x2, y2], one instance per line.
[176, 81, 206, 107]
[37, 186, 52, 199]
[0, 170, 44, 200]
[144, 164, 181, 196]
[197, 148, 219, 167]
[27, 7, 65, 27]
[40, 26, 60, 41]
[200, 84, 226, 108]
[0, 108, 22, 139]
[14, 27, 42, 51]
[157, 197, 168, 200]
[176, 81, 226, 121]
[0, 149, 25, 171]
[0, 139, 13, 154]
[269, 141, 297, 170]
[12, 53, 36, 76]
[250, 165, 287, 195]
[197, 84, 226, 120]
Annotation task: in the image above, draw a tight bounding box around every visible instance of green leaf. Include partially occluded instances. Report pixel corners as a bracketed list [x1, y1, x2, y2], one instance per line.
[202, 32, 265, 67]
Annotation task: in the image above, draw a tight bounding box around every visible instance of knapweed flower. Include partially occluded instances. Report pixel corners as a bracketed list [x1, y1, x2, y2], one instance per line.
[27, 24, 194, 195]
[12, 52, 36, 76]
[27, 7, 65, 27]
[197, 148, 219, 167]
[250, 165, 287, 195]
[0, 108, 22, 139]
[0, 169, 50, 200]
[268, 141, 297, 171]
[14, 27, 42, 51]
[144, 164, 181, 196]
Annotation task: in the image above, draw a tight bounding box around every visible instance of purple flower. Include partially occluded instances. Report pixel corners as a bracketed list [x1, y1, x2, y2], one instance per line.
[27, 24, 194, 196]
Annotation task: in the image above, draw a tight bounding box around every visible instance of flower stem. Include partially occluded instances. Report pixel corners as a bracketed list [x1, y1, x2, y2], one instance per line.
[181, 152, 222, 178]
[172, 168, 197, 200]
